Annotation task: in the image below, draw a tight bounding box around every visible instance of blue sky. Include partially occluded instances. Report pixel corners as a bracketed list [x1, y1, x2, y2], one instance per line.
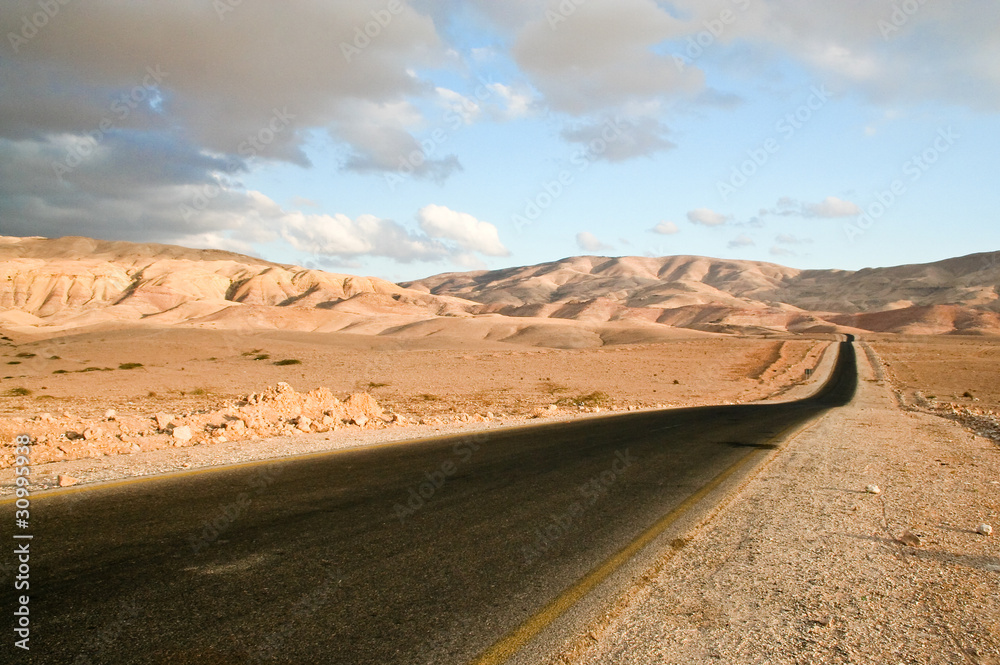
[1, 1, 998, 282]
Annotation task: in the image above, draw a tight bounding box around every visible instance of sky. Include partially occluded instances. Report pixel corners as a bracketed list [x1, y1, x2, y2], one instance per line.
[1, 0, 998, 283]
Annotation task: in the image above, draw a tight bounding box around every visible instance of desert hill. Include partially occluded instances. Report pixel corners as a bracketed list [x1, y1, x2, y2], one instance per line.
[1, 236, 998, 341]
[404, 252, 1000, 335]
[0, 235, 475, 334]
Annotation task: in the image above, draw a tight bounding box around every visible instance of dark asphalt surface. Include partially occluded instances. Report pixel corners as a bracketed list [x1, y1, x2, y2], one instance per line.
[2, 341, 856, 664]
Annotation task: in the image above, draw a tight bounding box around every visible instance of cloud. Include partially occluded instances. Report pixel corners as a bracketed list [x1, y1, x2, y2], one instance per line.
[417, 204, 510, 256]
[576, 231, 613, 252]
[763, 196, 861, 219]
[282, 211, 451, 262]
[804, 196, 861, 218]
[687, 208, 731, 227]
[0, 1, 450, 165]
[561, 116, 675, 162]
[775, 233, 813, 245]
[727, 234, 755, 249]
[770, 246, 796, 257]
[652, 221, 680, 235]
[511, 0, 702, 116]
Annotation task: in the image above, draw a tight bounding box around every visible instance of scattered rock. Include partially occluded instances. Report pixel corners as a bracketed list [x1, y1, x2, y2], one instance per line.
[865, 484, 881, 494]
[226, 419, 246, 432]
[293, 415, 312, 432]
[83, 428, 102, 441]
[172, 425, 193, 442]
[58, 474, 79, 487]
[897, 530, 921, 547]
[154, 412, 174, 431]
[976, 523, 993, 536]
[351, 415, 369, 427]
[104, 409, 117, 421]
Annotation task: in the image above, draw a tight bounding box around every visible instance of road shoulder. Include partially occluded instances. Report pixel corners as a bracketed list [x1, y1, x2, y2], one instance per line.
[569, 344, 1000, 664]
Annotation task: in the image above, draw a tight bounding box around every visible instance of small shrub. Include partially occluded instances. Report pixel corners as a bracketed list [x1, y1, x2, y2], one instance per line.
[962, 390, 975, 399]
[368, 382, 389, 389]
[274, 359, 301, 366]
[49, 355, 61, 360]
[189, 388, 207, 396]
[118, 362, 144, 370]
[242, 349, 263, 356]
[6, 361, 20, 365]
[417, 393, 440, 401]
[52, 369, 68, 374]
[254, 354, 270, 361]
[558, 391, 610, 408]
[15, 352, 36, 358]
[7, 387, 31, 397]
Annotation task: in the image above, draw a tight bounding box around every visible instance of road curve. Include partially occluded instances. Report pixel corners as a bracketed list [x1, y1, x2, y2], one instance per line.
[2, 340, 856, 664]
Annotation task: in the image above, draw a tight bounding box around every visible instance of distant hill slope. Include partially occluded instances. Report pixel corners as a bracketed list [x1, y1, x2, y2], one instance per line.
[0, 235, 475, 335]
[403, 252, 1000, 335]
[2, 236, 998, 339]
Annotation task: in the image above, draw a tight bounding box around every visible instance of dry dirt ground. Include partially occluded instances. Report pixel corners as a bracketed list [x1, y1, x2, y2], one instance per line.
[0, 327, 829, 473]
[567, 341, 999, 665]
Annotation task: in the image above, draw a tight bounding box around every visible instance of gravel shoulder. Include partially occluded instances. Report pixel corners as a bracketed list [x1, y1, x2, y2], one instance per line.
[569, 343, 1000, 665]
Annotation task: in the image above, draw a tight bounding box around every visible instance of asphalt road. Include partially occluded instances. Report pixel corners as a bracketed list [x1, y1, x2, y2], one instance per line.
[2, 340, 856, 664]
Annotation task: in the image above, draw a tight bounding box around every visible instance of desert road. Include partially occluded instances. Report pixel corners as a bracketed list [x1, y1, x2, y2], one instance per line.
[3, 339, 857, 665]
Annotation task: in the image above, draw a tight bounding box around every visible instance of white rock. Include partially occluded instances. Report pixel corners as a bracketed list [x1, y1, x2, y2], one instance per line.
[172, 425, 193, 442]
[976, 523, 993, 536]
[351, 415, 369, 427]
[58, 474, 79, 487]
[154, 412, 174, 431]
[104, 409, 117, 421]
[865, 484, 881, 494]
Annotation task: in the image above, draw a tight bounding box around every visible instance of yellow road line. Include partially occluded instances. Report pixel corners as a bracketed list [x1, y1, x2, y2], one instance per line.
[470, 447, 759, 665]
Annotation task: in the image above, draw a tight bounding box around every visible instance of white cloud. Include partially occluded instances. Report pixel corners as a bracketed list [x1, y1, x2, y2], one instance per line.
[775, 234, 812, 245]
[770, 246, 796, 257]
[763, 196, 861, 219]
[576, 231, 613, 252]
[652, 221, 679, 235]
[417, 204, 510, 257]
[805, 196, 861, 218]
[687, 208, 731, 227]
[728, 234, 755, 249]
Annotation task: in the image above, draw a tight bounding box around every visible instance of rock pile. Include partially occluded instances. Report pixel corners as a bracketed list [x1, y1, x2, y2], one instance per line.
[0, 383, 389, 468]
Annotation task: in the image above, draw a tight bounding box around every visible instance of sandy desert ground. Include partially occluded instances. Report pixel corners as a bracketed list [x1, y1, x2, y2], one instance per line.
[0, 326, 831, 470]
[868, 335, 1000, 413]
